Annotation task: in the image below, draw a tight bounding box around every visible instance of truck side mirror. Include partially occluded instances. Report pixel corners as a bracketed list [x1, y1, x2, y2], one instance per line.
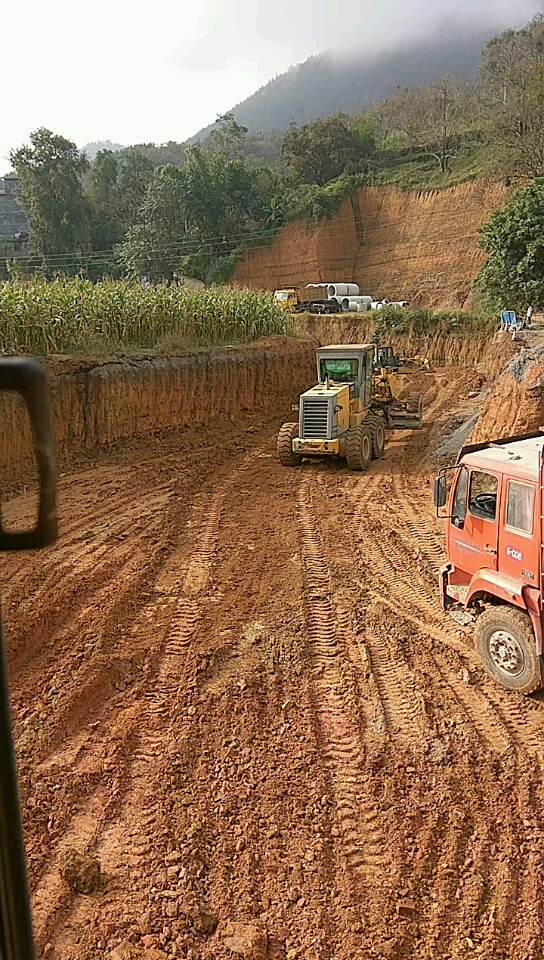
[434, 475, 447, 509]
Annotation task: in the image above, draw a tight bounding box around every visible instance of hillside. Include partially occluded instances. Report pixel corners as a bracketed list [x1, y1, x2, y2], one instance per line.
[195, 25, 495, 137]
[232, 180, 511, 309]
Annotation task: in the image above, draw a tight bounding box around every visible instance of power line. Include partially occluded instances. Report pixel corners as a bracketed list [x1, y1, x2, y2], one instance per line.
[5, 198, 488, 272]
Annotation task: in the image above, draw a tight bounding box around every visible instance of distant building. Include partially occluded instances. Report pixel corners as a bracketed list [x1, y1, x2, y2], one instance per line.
[0, 176, 29, 257]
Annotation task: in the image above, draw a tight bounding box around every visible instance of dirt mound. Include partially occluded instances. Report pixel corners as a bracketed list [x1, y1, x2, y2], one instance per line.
[470, 341, 544, 442]
[233, 180, 511, 308]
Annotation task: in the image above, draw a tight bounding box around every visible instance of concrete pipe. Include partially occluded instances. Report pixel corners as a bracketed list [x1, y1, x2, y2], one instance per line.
[343, 299, 359, 312]
[328, 283, 360, 298]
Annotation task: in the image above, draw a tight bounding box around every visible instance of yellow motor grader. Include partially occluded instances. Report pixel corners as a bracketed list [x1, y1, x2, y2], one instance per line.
[278, 344, 423, 470]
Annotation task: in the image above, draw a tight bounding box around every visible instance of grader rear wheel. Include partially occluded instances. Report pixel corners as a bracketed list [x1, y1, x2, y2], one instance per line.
[345, 423, 373, 471]
[368, 416, 386, 459]
[407, 392, 424, 427]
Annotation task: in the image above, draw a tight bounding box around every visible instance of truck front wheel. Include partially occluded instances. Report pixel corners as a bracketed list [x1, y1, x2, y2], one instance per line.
[474, 606, 543, 695]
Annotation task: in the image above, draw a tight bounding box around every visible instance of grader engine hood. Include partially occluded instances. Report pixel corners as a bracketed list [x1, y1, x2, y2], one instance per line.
[299, 384, 350, 441]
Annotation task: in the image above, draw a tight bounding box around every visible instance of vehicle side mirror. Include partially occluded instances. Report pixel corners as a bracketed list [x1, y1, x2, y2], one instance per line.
[433, 475, 447, 509]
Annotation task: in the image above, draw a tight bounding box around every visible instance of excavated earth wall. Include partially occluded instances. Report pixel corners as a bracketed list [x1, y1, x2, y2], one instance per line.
[298, 315, 516, 380]
[233, 181, 510, 308]
[0, 338, 316, 483]
[0, 329, 515, 486]
[471, 342, 544, 442]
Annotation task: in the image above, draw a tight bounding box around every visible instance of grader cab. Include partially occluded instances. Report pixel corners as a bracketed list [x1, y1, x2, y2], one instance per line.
[277, 344, 423, 471]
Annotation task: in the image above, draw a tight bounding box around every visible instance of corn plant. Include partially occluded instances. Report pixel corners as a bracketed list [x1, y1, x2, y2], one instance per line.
[0, 279, 292, 356]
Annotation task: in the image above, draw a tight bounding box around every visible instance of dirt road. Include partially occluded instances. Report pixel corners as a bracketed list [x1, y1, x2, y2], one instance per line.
[3, 367, 544, 960]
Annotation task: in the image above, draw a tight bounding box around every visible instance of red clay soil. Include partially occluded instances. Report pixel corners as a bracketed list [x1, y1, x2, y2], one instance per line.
[233, 181, 511, 309]
[3, 363, 544, 960]
[471, 336, 544, 443]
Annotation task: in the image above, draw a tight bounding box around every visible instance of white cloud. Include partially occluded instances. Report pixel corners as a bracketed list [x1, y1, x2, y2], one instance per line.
[1, 0, 538, 168]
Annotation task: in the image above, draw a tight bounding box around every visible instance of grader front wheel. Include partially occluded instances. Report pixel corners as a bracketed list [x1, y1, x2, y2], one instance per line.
[277, 422, 302, 467]
[345, 423, 373, 471]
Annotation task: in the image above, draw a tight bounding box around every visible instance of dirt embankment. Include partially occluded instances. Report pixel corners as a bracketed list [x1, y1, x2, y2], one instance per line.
[233, 180, 510, 308]
[471, 342, 544, 442]
[0, 338, 317, 483]
[298, 315, 516, 380]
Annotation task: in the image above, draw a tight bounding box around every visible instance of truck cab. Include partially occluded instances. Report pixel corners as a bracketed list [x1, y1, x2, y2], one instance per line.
[435, 431, 544, 694]
[273, 288, 299, 309]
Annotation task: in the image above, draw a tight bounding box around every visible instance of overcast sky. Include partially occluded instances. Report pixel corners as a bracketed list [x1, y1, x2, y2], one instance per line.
[1, 0, 538, 169]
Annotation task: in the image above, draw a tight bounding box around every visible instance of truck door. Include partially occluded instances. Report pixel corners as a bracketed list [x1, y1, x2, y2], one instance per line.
[448, 467, 500, 579]
[499, 478, 538, 585]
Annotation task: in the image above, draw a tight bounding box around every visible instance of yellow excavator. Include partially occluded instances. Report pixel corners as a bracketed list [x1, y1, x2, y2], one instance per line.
[278, 344, 423, 470]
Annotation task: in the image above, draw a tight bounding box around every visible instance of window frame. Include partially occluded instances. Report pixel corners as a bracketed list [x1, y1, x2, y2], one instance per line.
[468, 469, 499, 522]
[504, 479, 535, 538]
[319, 358, 360, 383]
[451, 465, 469, 525]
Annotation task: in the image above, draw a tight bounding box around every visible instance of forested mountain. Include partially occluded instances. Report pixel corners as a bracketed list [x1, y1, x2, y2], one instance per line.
[195, 25, 497, 137]
[83, 141, 125, 161]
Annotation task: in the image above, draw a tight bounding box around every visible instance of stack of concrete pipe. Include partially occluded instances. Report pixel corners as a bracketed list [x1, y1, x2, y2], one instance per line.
[341, 295, 374, 313]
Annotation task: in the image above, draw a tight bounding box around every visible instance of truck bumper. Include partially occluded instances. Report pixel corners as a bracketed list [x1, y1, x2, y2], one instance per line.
[293, 438, 341, 456]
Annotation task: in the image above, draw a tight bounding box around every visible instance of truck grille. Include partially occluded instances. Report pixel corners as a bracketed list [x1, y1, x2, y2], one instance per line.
[302, 397, 329, 438]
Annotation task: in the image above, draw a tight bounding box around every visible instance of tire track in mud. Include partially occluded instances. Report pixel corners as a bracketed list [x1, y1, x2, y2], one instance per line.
[343, 382, 544, 762]
[29, 449, 262, 949]
[296, 481, 396, 887]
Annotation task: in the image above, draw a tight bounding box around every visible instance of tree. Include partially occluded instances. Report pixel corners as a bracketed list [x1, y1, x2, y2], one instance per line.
[476, 178, 544, 311]
[91, 149, 119, 201]
[10, 128, 90, 256]
[208, 113, 248, 158]
[479, 15, 544, 178]
[377, 75, 470, 174]
[281, 114, 367, 186]
[119, 165, 187, 279]
[120, 147, 281, 282]
[115, 150, 155, 231]
[86, 148, 155, 254]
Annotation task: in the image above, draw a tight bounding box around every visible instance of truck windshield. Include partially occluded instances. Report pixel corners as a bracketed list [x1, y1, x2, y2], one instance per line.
[320, 359, 359, 382]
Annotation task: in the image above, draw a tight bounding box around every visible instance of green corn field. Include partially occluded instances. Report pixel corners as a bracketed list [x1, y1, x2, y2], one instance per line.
[0, 279, 292, 356]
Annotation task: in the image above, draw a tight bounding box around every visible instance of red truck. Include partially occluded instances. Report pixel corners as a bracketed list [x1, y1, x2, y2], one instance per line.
[434, 430, 544, 694]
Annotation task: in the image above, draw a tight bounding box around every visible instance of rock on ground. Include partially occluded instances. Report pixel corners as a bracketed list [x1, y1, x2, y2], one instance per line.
[59, 848, 101, 894]
[223, 921, 268, 959]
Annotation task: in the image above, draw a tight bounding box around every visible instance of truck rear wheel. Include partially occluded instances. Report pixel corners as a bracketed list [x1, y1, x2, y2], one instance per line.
[368, 415, 385, 459]
[277, 422, 302, 467]
[474, 606, 543, 695]
[345, 423, 372, 471]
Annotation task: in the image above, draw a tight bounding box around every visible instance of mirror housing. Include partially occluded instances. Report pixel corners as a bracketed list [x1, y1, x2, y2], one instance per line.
[433, 475, 447, 509]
